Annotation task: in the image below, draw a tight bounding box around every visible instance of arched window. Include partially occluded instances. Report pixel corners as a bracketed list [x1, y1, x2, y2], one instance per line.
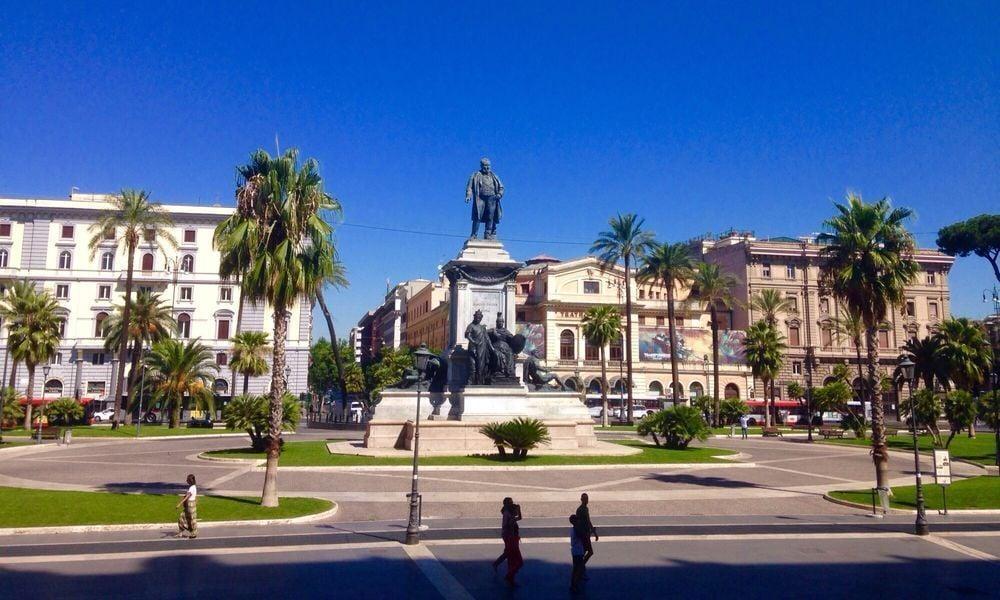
[181, 254, 194, 273]
[94, 312, 108, 337]
[177, 313, 191, 338]
[216, 352, 228, 366]
[141, 253, 154, 271]
[44, 379, 63, 395]
[59, 251, 72, 269]
[588, 379, 603, 394]
[671, 382, 684, 398]
[213, 379, 229, 395]
[689, 381, 705, 398]
[559, 329, 575, 360]
[100, 252, 114, 270]
[0, 249, 8, 268]
[823, 376, 838, 386]
[564, 377, 579, 391]
[611, 379, 625, 393]
[648, 381, 664, 395]
[724, 383, 740, 399]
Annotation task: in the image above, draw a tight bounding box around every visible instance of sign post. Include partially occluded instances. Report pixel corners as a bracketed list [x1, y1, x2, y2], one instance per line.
[932, 449, 952, 515]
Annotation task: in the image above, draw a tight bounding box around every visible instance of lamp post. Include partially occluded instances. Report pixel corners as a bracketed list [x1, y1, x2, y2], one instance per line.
[135, 341, 147, 437]
[898, 357, 928, 536]
[37, 364, 51, 444]
[405, 343, 434, 546]
[110, 357, 120, 426]
[702, 354, 710, 420]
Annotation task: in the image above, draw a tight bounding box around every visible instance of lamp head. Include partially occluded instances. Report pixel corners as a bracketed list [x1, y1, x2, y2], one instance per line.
[42, 364, 51, 377]
[898, 356, 915, 383]
[413, 343, 433, 375]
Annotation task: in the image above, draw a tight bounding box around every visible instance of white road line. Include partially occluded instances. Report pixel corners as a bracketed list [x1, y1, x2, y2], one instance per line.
[402, 543, 477, 600]
[204, 464, 256, 489]
[921, 535, 999, 562]
[19, 458, 233, 469]
[757, 464, 858, 483]
[754, 453, 866, 465]
[343, 470, 569, 492]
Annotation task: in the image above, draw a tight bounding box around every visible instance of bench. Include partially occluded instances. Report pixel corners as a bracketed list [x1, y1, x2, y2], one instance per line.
[885, 428, 899, 437]
[35, 426, 59, 440]
[762, 427, 783, 437]
[819, 428, 845, 439]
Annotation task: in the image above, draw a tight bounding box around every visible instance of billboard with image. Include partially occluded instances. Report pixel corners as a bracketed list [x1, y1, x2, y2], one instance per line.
[638, 326, 745, 364]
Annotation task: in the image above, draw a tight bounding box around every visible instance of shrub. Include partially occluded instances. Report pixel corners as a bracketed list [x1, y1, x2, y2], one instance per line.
[943, 390, 978, 447]
[478, 422, 509, 455]
[223, 393, 300, 451]
[839, 412, 867, 439]
[638, 405, 710, 449]
[46, 398, 84, 426]
[477, 418, 550, 458]
[719, 398, 749, 425]
[900, 388, 943, 444]
[980, 391, 1000, 431]
[1, 388, 24, 427]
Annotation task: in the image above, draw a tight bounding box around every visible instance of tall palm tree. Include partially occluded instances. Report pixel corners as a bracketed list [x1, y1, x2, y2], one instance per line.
[743, 321, 787, 427]
[935, 317, 993, 437]
[819, 192, 919, 490]
[749, 288, 795, 328]
[303, 242, 350, 414]
[582, 305, 622, 427]
[0, 282, 62, 429]
[89, 189, 176, 428]
[145, 338, 218, 429]
[233, 148, 337, 507]
[902, 336, 946, 391]
[828, 306, 872, 418]
[591, 214, 655, 423]
[691, 262, 737, 426]
[231, 331, 271, 395]
[103, 290, 176, 415]
[638, 242, 695, 406]
[1, 281, 36, 391]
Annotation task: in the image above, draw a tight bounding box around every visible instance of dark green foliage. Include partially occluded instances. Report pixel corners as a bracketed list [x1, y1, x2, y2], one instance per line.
[224, 393, 300, 450]
[943, 390, 978, 447]
[477, 418, 551, 458]
[308, 339, 338, 396]
[45, 398, 85, 426]
[936, 214, 1000, 282]
[719, 398, 749, 425]
[637, 405, 710, 449]
[839, 412, 868, 439]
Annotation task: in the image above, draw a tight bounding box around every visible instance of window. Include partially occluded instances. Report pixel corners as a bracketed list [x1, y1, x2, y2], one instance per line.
[585, 340, 599, 361]
[655, 291, 661, 300]
[689, 382, 704, 398]
[91, 352, 106, 366]
[792, 361, 802, 375]
[217, 318, 231, 340]
[610, 338, 623, 361]
[638, 289, 645, 300]
[820, 298, 830, 313]
[0, 248, 7, 268]
[926, 272, 936, 285]
[94, 312, 108, 337]
[56, 284, 69, 299]
[787, 295, 798, 312]
[638, 315, 646, 325]
[821, 327, 833, 348]
[724, 383, 740, 399]
[141, 253, 154, 271]
[0, 223, 10, 237]
[788, 325, 801, 346]
[675, 316, 684, 327]
[762, 263, 772, 278]
[57, 318, 66, 337]
[44, 379, 63, 395]
[61, 224, 74, 239]
[219, 287, 232, 302]
[216, 352, 228, 366]
[87, 381, 106, 395]
[559, 330, 575, 360]
[101, 252, 114, 270]
[143, 229, 156, 242]
[583, 280, 600, 294]
[102, 227, 115, 240]
[516, 310, 526, 322]
[178, 314, 191, 338]
[878, 329, 890, 348]
[98, 285, 111, 300]
[54, 353, 63, 365]
[786, 264, 796, 279]
[181, 254, 194, 273]
[138, 285, 152, 295]
[184, 229, 197, 243]
[656, 316, 665, 326]
[519, 283, 530, 295]
[905, 300, 915, 317]
[58, 251, 72, 269]
[180, 287, 193, 301]
[928, 301, 939, 319]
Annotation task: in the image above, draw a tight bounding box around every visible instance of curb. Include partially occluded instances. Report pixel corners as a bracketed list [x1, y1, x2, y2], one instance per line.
[248, 461, 757, 473]
[821, 493, 1000, 516]
[0, 500, 338, 536]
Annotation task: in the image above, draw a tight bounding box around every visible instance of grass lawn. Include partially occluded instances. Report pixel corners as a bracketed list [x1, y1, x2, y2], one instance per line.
[822, 433, 998, 467]
[0, 440, 31, 448]
[830, 476, 1000, 510]
[0, 487, 332, 528]
[205, 439, 737, 467]
[2, 425, 250, 438]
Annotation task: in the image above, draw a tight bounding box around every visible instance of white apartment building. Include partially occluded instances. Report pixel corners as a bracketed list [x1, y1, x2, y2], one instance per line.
[0, 193, 312, 408]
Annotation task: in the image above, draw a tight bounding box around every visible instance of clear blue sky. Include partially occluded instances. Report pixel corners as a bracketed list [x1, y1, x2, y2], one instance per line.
[2, 2, 997, 337]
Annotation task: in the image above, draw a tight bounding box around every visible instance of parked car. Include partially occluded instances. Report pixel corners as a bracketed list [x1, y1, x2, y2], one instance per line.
[589, 405, 652, 421]
[91, 408, 116, 423]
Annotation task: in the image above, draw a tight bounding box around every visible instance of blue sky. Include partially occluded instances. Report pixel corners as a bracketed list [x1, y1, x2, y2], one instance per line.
[1, 2, 997, 336]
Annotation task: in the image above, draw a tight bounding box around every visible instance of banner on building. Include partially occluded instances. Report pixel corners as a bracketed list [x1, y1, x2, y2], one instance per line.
[516, 323, 545, 357]
[638, 327, 746, 364]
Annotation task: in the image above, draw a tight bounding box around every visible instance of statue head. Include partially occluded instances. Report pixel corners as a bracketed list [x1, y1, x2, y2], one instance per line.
[480, 157, 491, 174]
[473, 309, 483, 323]
[496, 312, 505, 329]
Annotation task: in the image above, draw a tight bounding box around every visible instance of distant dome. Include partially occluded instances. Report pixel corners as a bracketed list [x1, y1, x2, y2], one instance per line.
[525, 254, 561, 265]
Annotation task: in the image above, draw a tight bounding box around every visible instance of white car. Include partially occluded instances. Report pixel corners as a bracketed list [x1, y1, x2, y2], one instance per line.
[91, 408, 116, 422]
[589, 405, 652, 421]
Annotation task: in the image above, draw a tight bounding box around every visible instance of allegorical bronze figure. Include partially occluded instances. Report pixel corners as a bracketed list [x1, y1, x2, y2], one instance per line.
[465, 157, 504, 239]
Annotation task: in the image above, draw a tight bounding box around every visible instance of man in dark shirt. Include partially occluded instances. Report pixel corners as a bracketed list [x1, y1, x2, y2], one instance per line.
[574, 493, 598, 576]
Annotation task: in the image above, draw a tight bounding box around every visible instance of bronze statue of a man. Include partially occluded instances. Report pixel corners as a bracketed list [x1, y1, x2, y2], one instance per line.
[465, 157, 504, 239]
[465, 309, 494, 385]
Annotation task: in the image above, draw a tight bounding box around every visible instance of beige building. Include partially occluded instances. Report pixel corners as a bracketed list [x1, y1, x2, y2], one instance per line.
[404, 278, 450, 353]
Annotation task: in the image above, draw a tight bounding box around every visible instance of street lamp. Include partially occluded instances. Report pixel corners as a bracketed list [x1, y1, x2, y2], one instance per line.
[405, 343, 434, 546]
[898, 356, 928, 536]
[110, 357, 120, 427]
[37, 364, 51, 444]
[136, 342, 148, 437]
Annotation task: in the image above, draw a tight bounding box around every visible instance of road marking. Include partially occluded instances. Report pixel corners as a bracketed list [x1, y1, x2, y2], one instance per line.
[921, 535, 999, 562]
[402, 543, 476, 600]
[204, 464, 256, 489]
[757, 464, 858, 483]
[343, 470, 568, 492]
[19, 458, 233, 469]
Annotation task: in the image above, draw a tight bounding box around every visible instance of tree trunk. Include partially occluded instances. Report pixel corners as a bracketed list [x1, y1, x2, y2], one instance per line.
[866, 326, 890, 491]
[112, 243, 137, 430]
[600, 346, 609, 428]
[230, 280, 245, 400]
[170, 396, 180, 429]
[261, 305, 288, 508]
[855, 342, 866, 423]
[623, 256, 635, 423]
[666, 284, 680, 406]
[710, 305, 721, 427]
[23, 365, 35, 430]
[8, 360, 18, 390]
[316, 291, 350, 419]
[243, 372, 250, 396]
[764, 377, 772, 428]
[123, 338, 141, 426]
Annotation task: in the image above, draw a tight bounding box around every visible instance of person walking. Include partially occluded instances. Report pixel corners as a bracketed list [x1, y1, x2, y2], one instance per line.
[491, 497, 523, 586]
[574, 493, 598, 577]
[175, 474, 198, 539]
[739, 413, 750, 440]
[569, 514, 586, 592]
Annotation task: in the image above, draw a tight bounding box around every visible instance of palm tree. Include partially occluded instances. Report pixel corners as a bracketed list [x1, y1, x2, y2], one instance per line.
[145, 338, 218, 428]
[935, 317, 993, 437]
[0, 282, 62, 429]
[743, 321, 786, 428]
[591, 214, 655, 423]
[691, 262, 737, 426]
[233, 148, 337, 507]
[902, 336, 946, 391]
[89, 189, 176, 428]
[231, 331, 271, 395]
[749, 288, 796, 328]
[819, 192, 919, 490]
[829, 307, 872, 418]
[582, 305, 622, 427]
[303, 242, 350, 415]
[638, 242, 694, 406]
[1, 281, 36, 391]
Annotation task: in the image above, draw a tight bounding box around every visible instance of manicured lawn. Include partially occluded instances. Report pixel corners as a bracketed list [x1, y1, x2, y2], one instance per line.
[822, 433, 998, 466]
[0, 440, 31, 448]
[205, 440, 737, 467]
[0, 487, 333, 528]
[3, 425, 250, 438]
[830, 476, 1000, 510]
